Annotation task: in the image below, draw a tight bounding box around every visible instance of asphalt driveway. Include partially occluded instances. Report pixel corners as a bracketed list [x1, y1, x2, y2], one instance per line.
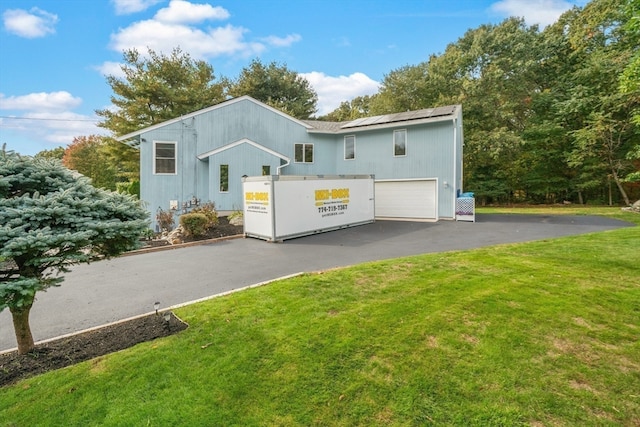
[0, 214, 633, 352]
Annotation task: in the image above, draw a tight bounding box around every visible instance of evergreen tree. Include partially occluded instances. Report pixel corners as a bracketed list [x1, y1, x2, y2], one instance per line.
[0, 148, 149, 354]
[227, 59, 318, 119]
[96, 47, 226, 136]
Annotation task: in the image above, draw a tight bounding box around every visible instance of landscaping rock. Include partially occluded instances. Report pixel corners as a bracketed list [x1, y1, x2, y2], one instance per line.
[622, 199, 640, 213]
[229, 215, 243, 226]
[165, 225, 185, 244]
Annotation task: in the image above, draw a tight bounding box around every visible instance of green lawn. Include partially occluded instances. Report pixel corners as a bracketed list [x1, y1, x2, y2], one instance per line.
[1, 208, 639, 426]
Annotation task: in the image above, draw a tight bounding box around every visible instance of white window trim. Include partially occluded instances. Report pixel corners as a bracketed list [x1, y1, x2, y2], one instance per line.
[153, 141, 178, 175]
[344, 135, 356, 160]
[294, 143, 314, 164]
[219, 164, 229, 193]
[393, 129, 407, 157]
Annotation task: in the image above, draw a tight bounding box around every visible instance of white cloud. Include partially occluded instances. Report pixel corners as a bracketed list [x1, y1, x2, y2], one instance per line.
[27, 112, 105, 142]
[95, 61, 126, 79]
[490, 0, 583, 27]
[0, 91, 82, 112]
[111, 0, 163, 15]
[108, 1, 299, 60]
[0, 111, 105, 148]
[261, 34, 302, 48]
[0, 92, 102, 148]
[155, 0, 229, 24]
[2, 7, 58, 38]
[301, 72, 380, 116]
[110, 21, 265, 59]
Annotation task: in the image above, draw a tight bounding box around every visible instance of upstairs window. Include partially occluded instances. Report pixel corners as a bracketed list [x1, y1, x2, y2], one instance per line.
[344, 135, 355, 160]
[294, 143, 314, 163]
[394, 130, 407, 157]
[154, 141, 177, 174]
[262, 165, 271, 176]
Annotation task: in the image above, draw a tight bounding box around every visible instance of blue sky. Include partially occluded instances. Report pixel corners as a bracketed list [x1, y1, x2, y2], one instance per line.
[0, 0, 587, 155]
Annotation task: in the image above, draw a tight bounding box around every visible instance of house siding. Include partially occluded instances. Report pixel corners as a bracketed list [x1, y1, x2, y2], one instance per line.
[334, 121, 457, 219]
[127, 97, 464, 228]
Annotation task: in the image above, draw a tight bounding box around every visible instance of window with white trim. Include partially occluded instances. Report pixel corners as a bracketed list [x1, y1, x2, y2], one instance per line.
[294, 143, 313, 163]
[394, 129, 407, 157]
[154, 141, 177, 174]
[344, 135, 355, 160]
[220, 164, 229, 192]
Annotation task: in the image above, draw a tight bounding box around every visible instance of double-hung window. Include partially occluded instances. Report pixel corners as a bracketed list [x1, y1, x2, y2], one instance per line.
[294, 143, 314, 163]
[154, 141, 177, 174]
[344, 135, 355, 160]
[394, 130, 407, 157]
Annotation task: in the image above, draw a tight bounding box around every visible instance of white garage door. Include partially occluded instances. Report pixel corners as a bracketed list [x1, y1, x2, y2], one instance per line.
[375, 179, 438, 220]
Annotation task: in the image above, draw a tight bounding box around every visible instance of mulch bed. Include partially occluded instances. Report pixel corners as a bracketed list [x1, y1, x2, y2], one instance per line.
[139, 215, 244, 249]
[0, 312, 188, 387]
[1, 216, 243, 388]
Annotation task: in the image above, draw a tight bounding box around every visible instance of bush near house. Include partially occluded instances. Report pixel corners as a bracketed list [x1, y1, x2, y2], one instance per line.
[179, 213, 209, 237]
[189, 202, 218, 228]
[155, 208, 175, 232]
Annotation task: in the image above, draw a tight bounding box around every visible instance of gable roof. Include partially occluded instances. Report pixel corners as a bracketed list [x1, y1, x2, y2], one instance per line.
[196, 138, 289, 162]
[116, 95, 461, 147]
[116, 95, 313, 147]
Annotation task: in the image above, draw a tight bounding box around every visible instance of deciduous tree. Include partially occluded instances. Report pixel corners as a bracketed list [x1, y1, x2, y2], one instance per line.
[545, 0, 638, 203]
[319, 95, 373, 121]
[63, 135, 118, 190]
[0, 148, 149, 354]
[34, 146, 65, 160]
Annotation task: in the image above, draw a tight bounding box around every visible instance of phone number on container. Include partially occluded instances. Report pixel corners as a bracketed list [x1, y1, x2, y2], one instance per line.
[318, 204, 348, 213]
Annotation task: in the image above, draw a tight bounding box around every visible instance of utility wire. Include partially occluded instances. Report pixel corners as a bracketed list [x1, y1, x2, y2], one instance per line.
[0, 115, 99, 123]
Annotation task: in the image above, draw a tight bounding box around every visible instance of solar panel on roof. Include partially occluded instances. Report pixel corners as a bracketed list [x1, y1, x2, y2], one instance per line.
[340, 105, 456, 129]
[341, 117, 368, 128]
[431, 106, 456, 117]
[372, 115, 390, 124]
[397, 111, 415, 121]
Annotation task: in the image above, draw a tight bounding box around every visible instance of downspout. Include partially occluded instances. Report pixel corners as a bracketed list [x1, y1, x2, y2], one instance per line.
[276, 158, 290, 175]
[452, 116, 457, 218]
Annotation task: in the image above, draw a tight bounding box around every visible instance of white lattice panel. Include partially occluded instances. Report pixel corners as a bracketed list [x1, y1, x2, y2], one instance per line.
[456, 197, 475, 222]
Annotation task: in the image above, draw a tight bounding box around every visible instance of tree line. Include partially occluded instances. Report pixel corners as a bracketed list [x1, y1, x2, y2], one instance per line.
[39, 0, 638, 205]
[329, 0, 639, 205]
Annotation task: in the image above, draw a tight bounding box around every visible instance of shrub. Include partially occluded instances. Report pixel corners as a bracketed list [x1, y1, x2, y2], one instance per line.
[190, 202, 218, 228]
[180, 213, 209, 237]
[116, 180, 140, 198]
[156, 208, 175, 232]
[141, 228, 156, 240]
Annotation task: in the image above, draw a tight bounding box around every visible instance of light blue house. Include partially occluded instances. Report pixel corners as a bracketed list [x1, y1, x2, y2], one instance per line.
[117, 96, 464, 229]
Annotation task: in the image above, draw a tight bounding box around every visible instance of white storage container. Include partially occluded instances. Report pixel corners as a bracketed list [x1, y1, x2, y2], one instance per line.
[243, 175, 375, 242]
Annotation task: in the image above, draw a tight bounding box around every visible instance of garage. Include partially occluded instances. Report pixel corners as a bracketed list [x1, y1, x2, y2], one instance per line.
[375, 179, 438, 221]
